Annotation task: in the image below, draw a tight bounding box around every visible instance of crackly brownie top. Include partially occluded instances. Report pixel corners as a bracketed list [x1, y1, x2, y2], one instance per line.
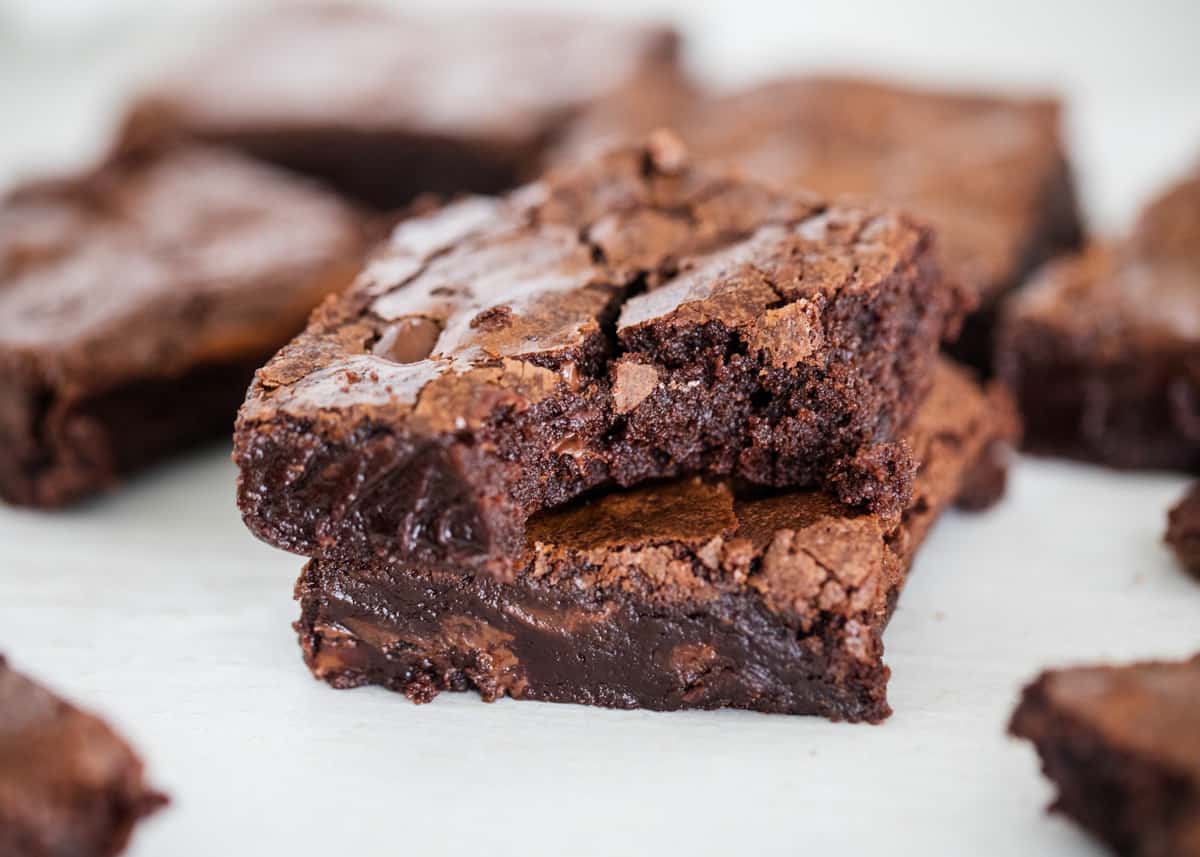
[243, 135, 938, 436]
[562, 76, 1068, 304]
[127, 4, 677, 147]
[1008, 167, 1200, 352]
[519, 360, 1005, 617]
[1020, 657, 1200, 776]
[0, 145, 364, 388]
[0, 656, 166, 838]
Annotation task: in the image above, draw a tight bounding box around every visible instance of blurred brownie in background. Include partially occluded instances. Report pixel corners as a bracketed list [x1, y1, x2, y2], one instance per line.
[557, 76, 1084, 369]
[997, 166, 1200, 470]
[296, 361, 1018, 722]
[0, 656, 166, 857]
[119, 3, 680, 209]
[1010, 656, 1200, 856]
[0, 146, 367, 507]
[1167, 482, 1200, 579]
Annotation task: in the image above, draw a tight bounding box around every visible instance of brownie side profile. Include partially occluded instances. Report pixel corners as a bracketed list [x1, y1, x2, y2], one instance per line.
[556, 75, 1083, 368]
[996, 167, 1200, 470]
[1167, 482, 1200, 579]
[1010, 657, 1200, 857]
[235, 137, 967, 574]
[293, 361, 1017, 722]
[0, 656, 166, 857]
[118, 4, 679, 209]
[0, 146, 367, 507]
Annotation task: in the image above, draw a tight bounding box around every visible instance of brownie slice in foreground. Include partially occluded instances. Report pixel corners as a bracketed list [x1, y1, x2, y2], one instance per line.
[0, 146, 367, 507]
[557, 75, 1083, 368]
[997, 166, 1200, 469]
[295, 361, 1016, 722]
[1167, 483, 1200, 580]
[119, 3, 679, 209]
[1010, 657, 1200, 856]
[235, 137, 966, 575]
[0, 656, 166, 857]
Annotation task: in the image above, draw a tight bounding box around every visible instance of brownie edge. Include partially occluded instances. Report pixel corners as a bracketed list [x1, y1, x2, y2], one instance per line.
[0, 656, 166, 857]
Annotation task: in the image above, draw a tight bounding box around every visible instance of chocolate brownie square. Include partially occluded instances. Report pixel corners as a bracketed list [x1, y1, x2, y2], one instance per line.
[0, 656, 166, 857]
[234, 136, 967, 576]
[557, 75, 1084, 368]
[0, 146, 367, 507]
[1167, 482, 1200, 579]
[1011, 656, 1200, 856]
[294, 360, 1016, 722]
[119, 4, 679, 209]
[997, 166, 1200, 469]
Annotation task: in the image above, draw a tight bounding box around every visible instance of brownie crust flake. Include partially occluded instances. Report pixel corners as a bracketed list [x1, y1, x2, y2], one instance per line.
[1010, 657, 1200, 857]
[0, 657, 166, 857]
[295, 361, 1017, 723]
[997, 166, 1200, 470]
[0, 146, 367, 507]
[235, 136, 968, 574]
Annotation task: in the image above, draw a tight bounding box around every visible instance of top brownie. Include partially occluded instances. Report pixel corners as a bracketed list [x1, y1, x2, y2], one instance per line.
[119, 3, 679, 208]
[0, 145, 366, 506]
[557, 76, 1083, 367]
[235, 136, 964, 574]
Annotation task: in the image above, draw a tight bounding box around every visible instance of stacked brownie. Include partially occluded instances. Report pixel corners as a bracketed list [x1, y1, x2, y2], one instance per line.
[556, 76, 1084, 369]
[234, 136, 1018, 721]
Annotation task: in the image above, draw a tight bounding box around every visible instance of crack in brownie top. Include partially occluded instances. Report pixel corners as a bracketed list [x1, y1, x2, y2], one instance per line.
[236, 134, 964, 570]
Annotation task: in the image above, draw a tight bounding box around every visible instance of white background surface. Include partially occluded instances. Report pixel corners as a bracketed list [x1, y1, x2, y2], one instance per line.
[1, 2, 1199, 855]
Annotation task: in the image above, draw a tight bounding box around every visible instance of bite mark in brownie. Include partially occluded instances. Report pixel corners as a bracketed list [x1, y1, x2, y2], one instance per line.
[235, 137, 967, 575]
[0, 146, 367, 507]
[1010, 657, 1200, 857]
[294, 361, 1017, 722]
[118, 4, 680, 209]
[555, 75, 1084, 369]
[1167, 482, 1200, 580]
[997, 166, 1200, 470]
[0, 656, 166, 857]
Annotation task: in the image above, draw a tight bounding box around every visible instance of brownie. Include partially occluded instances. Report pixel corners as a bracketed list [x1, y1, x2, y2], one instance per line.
[235, 136, 967, 576]
[996, 166, 1200, 469]
[1010, 657, 1200, 857]
[118, 4, 679, 209]
[557, 75, 1084, 368]
[1167, 482, 1200, 579]
[0, 656, 166, 857]
[294, 360, 1016, 722]
[0, 145, 367, 507]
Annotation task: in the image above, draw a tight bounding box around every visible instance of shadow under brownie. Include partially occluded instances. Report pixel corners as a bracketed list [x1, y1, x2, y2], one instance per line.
[234, 136, 967, 577]
[295, 360, 1017, 723]
[0, 145, 367, 507]
[0, 656, 166, 857]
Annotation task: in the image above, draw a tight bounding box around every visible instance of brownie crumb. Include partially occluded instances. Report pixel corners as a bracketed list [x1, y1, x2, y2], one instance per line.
[1167, 482, 1200, 580]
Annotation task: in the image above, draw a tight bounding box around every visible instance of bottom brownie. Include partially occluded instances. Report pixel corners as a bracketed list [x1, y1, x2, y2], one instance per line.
[1167, 483, 1200, 581]
[294, 361, 1017, 722]
[1010, 657, 1200, 857]
[0, 656, 166, 857]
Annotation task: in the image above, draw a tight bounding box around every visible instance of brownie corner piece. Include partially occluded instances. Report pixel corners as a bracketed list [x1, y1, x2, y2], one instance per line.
[234, 137, 966, 572]
[0, 145, 367, 507]
[0, 656, 166, 857]
[1009, 656, 1200, 856]
[293, 358, 1014, 722]
[996, 165, 1200, 469]
[1167, 482, 1200, 580]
